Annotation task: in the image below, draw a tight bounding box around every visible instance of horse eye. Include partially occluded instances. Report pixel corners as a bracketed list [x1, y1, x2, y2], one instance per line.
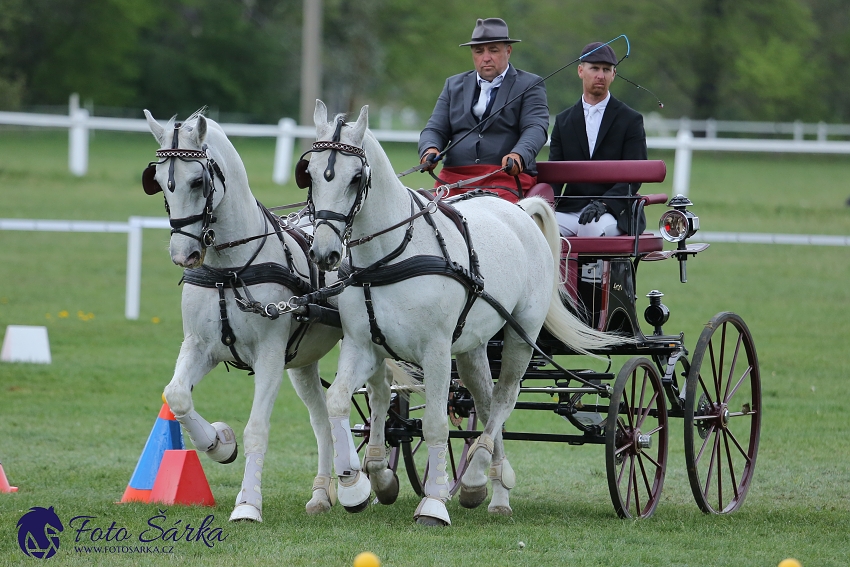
[190, 177, 204, 189]
[351, 173, 362, 187]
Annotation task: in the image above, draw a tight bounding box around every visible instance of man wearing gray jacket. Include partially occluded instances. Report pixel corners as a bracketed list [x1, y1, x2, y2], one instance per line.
[418, 17, 549, 201]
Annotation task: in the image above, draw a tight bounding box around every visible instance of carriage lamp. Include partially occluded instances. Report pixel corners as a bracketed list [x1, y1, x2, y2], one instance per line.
[658, 195, 699, 243]
[644, 290, 669, 336]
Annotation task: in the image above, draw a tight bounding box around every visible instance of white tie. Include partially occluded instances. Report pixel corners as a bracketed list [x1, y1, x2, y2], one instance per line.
[473, 79, 498, 119]
[585, 105, 603, 156]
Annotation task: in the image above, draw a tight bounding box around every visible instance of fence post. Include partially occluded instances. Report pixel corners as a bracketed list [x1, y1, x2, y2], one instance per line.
[125, 217, 143, 320]
[672, 120, 693, 197]
[705, 118, 717, 139]
[793, 120, 804, 141]
[68, 94, 89, 176]
[273, 117, 296, 185]
[817, 121, 827, 142]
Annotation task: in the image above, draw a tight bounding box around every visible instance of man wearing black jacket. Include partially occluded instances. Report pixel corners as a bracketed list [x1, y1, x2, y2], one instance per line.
[549, 42, 648, 236]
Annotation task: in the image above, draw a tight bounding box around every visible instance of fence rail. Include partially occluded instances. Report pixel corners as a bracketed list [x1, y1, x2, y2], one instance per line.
[2, 216, 848, 321]
[4, 95, 850, 196]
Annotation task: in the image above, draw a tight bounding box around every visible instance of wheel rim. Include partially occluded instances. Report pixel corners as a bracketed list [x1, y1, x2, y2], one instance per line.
[400, 384, 478, 497]
[605, 357, 669, 519]
[685, 312, 761, 514]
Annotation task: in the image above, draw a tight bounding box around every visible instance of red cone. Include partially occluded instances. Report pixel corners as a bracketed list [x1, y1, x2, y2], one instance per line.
[149, 450, 215, 506]
[0, 460, 18, 493]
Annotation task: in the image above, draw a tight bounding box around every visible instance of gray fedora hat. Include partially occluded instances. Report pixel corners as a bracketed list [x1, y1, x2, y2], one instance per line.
[460, 18, 521, 46]
[580, 42, 617, 65]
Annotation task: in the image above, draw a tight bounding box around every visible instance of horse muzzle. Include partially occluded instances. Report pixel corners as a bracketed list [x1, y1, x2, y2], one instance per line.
[309, 223, 343, 271]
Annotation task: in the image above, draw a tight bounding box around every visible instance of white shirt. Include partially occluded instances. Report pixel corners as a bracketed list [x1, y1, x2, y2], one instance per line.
[473, 69, 507, 119]
[583, 93, 610, 157]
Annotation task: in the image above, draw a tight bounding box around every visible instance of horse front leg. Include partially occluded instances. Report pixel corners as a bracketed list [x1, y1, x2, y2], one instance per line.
[413, 349, 453, 527]
[229, 352, 286, 522]
[164, 339, 237, 464]
[285, 362, 335, 515]
[326, 344, 380, 513]
[362, 362, 399, 505]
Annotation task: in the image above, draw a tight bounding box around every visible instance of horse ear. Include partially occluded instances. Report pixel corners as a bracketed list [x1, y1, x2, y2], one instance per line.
[349, 105, 369, 144]
[314, 99, 328, 127]
[192, 115, 208, 147]
[144, 109, 166, 146]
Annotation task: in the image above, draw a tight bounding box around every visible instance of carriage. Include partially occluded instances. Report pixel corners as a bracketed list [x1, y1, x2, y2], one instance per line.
[345, 158, 762, 520]
[144, 105, 760, 525]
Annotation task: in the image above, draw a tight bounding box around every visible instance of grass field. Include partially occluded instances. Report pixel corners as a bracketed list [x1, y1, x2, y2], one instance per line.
[1, 127, 849, 566]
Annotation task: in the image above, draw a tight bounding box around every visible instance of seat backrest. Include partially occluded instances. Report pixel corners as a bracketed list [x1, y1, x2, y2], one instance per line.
[537, 160, 666, 184]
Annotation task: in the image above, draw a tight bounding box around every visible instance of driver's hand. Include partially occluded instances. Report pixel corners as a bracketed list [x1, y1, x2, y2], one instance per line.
[502, 153, 524, 176]
[420, 148, 440, 172]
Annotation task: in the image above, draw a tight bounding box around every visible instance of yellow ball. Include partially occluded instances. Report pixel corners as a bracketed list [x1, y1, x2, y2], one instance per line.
[778, 559, 802, 567]
[354, 551, 381, 567]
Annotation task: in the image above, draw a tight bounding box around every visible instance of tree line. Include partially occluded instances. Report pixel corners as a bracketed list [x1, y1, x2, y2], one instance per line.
[1, 0, 847, 125]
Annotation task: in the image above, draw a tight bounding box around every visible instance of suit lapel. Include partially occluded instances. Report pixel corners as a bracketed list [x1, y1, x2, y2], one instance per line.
[480, 65, 516, 133]
[463, 72, 478, 128]
[568, 100, 591, 159]
[595, 96, 621, 156]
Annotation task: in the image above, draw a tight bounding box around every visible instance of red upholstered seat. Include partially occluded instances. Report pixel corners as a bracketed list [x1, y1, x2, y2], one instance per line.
[562, 234, 663, 256]
[536, 160, 667, 184]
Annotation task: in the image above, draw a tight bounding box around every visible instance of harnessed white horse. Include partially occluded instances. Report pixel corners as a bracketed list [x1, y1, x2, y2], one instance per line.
[302, 100, 626, 526]
[142, 110, 393, 522]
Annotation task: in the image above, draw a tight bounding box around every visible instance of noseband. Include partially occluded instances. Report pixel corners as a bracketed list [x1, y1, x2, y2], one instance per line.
[142, 122, 227, 247]
[295, 118, 371, 245]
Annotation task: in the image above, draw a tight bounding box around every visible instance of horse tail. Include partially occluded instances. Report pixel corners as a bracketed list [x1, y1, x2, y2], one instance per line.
[518, 197, 632, 356]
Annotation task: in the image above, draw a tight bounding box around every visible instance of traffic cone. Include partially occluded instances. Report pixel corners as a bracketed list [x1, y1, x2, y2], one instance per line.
[149, 450, 215, 506]
[0, 460, 18, 493]
[120, 403, 184, 503]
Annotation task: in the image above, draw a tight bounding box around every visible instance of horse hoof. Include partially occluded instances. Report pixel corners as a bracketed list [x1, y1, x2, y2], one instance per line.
[208, 422, 238, 464]
[343, 499, 369, 514]
[229, 504, 262, 522]
[306, 493, 333, 515]
[488, 504, 513, 516]
[373, 471, 399, 505]
[416, 516, 448, 527]
[458, 484, 488, 509]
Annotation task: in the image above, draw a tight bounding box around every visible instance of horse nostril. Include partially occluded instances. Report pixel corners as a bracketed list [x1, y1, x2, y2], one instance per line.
[188, 251, 201, 265]
[327, 251, 340, 268]
[308, 249, 318, 262]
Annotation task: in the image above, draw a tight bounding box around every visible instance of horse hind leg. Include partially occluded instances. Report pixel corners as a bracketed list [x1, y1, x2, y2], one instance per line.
[164, 346, 238, 465]
[362, 362, 399, 505]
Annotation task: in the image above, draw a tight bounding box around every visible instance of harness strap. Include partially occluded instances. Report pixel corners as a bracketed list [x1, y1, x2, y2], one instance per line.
[216, 282, 253, 372]
[362, 283, 403, 360]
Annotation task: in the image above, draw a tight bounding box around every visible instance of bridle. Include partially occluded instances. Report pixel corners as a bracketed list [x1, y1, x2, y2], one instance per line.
[294, 118, 371, 246]
[141, 122, 227, 247]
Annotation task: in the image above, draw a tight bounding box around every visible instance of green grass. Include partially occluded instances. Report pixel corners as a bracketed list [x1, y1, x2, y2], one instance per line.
[1, 128, 849, 566]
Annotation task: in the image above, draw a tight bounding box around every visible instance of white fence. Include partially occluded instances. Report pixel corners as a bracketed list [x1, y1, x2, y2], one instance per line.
[2, 215, 848, 321]
[4, 95, 850, 195]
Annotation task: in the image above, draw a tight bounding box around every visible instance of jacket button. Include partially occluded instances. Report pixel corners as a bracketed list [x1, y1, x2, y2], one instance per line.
[475, 159, 480, 163]
[479, 133, 483, 138]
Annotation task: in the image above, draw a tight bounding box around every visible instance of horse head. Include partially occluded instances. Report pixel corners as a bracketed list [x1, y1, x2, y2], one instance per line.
[143, 109, 230, 268]
[304, 100, 370, 271]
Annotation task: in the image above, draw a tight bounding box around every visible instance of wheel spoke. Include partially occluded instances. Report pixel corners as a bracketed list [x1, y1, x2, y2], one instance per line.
[723, 332, 743, 401]
[641, 450, 662, 470]
[624, 454, 636, 513]
[637, 369, 648, 420]
[356, 438, 367, 452]
[723, 429, 741, 501]
[637, 454, 653, 498]
[636, 390, 660, 429]
[703, 428, 720, 501]
[724, 426, 752, 463]
[725, 365, 753, 403]
[697, 373, 715, 406]
[642, 424, 664, 437]
[694, 424, 716, 466]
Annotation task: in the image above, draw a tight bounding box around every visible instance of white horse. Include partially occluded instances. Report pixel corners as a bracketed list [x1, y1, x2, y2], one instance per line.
[304, 100, 626, 526]
[143, 110, 393, 522]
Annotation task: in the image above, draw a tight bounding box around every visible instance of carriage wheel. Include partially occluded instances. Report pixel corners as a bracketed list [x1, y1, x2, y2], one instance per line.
[350, 393, 401, 476]
[399, 386, 478, 497]
[605, 357, 669, 519]
[684, 312, 761, 514]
